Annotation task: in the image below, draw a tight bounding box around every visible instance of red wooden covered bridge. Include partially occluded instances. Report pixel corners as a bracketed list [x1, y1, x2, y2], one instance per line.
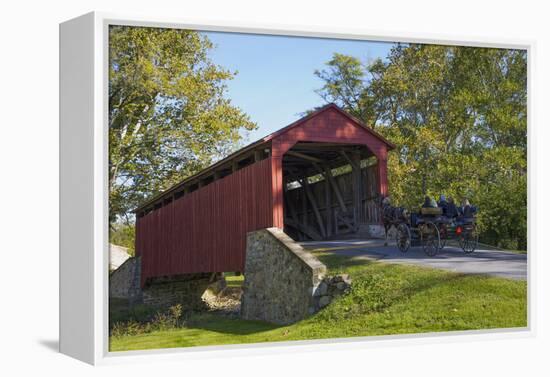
[135, 104, 395, 285]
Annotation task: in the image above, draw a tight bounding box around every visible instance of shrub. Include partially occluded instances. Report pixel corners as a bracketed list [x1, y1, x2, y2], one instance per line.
[110, 304, 187, 337]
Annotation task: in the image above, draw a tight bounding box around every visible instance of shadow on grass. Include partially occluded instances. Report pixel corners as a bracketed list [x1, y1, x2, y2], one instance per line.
[109, 298, 158, 325]
[315, 252, 373, 270]
[110, 299, 280, 337]
[185, 313, 283, 335]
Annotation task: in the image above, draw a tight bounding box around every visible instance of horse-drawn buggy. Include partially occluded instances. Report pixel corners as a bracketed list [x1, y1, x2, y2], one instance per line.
[381, 197, 479, 257]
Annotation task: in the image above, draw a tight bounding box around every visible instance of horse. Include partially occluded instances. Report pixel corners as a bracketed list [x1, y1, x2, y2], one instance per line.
[379, 196, 409, 246]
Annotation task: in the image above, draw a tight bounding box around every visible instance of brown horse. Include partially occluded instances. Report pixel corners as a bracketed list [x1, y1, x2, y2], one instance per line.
[379, 196, 409, 246]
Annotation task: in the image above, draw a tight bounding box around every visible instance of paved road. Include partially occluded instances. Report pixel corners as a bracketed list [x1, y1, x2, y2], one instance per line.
[300, 239, 527, 280]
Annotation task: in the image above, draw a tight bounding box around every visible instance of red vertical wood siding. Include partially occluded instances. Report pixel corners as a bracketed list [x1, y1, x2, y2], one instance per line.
[136, 158, 273, 284]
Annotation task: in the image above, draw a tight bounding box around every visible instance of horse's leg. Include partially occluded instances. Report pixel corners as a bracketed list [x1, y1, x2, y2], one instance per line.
[384, 223, 389, 246]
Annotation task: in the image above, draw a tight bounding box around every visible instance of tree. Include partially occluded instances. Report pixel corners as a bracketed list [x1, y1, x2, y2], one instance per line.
[109, 26, 256, 224]
[315, 45, 527, 249]
[314, 53, 380, 126]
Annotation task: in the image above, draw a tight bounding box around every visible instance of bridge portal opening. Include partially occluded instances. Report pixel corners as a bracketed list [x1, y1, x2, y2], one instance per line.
[282, 142, 382, 241]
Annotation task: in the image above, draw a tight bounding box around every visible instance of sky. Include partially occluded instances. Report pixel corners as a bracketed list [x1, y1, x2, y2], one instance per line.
[201, 31, 395, 143]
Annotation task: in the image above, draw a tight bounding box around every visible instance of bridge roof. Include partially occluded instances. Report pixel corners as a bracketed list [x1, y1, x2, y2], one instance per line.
[135, 103, 394, 213]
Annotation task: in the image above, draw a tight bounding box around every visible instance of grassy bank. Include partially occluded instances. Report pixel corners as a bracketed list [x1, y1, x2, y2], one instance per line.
[110, 253, 527, 352]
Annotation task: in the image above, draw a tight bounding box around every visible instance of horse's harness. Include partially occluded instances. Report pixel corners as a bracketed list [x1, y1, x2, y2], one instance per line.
[382, 203, 408, 224]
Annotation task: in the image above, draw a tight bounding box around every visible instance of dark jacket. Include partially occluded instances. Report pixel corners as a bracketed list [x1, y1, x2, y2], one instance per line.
[446, 203, 459, 218]
[438, 200, 448, 214]
[461, 205, 476, 218]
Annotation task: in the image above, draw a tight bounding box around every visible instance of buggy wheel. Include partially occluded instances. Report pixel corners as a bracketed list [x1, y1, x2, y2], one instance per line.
[421, 221, 440, 257]
[460, 224, 478, 254]
[396, 223, 411, 253]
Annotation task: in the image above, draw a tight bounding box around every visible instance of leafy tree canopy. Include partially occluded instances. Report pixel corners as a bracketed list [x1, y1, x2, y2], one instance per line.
[316, 44, 527, 250]
[109, 26, 256, 224]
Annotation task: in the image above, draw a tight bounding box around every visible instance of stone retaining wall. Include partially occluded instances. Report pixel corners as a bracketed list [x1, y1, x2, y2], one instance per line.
[142, 273, 212, 310]
[109, 258, 216, 310]
[109, 256, 142, 304]
[314, 274, 352, 309]
[241, 228, 335, 325]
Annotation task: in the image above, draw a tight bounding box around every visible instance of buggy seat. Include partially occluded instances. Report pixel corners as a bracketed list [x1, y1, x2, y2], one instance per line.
[456, 216, 475, 225]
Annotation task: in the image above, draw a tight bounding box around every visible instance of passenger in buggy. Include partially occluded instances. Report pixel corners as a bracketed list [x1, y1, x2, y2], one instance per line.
[437, 194, 448, 214]
[460, 199, 476, 218]
[422, 195, 438, 208]
[445, 196, 460, 218]
[456, 198, 477, 224]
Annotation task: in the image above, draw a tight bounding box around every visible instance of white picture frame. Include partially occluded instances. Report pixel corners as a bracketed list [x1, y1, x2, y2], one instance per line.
[59, 11, 534, 365]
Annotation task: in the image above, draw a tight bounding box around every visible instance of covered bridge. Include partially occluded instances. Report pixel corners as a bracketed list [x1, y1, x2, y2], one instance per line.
[135, 104, 395, 285]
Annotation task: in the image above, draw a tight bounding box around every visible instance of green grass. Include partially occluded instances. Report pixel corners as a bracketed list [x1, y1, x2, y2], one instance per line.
[224, 272, 244, 288]
[110, 253, 527, 352]
[474, 241, 527, 254]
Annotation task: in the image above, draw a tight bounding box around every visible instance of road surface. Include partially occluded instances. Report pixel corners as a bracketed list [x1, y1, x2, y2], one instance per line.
[300, 239, 527, 280]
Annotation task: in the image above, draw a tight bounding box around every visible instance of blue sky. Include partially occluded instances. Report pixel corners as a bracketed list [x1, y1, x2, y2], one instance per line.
[201, 31, 395, 143]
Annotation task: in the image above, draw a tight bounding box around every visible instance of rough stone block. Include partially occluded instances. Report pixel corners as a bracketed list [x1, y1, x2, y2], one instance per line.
[240, 228, 355, 324]
[319, 295, 331, 308]
[109, 257, 142, 303]
[142, 273, 211, 311]
[336, 282, 346, 291]
[317, 282, 328, 296]
[241, 228, 327, 325]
